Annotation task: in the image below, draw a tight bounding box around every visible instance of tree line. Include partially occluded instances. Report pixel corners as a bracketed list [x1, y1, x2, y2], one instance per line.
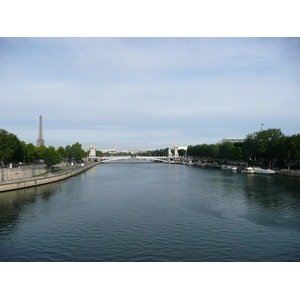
[137, 148, 187, 157]
[0, 129, 88, 169]
[2, 127, 299, 169]
[187, 128, 300, 168]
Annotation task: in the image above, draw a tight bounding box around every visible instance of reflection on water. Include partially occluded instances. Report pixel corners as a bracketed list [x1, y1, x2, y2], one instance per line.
[0, 182, 61, 236]
[243, 174, 300, 211]
[0, 163, 300, 262]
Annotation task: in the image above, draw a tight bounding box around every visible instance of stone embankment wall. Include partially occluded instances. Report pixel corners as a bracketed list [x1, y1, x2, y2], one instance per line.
[280, 170, 300, 177]
[1, 166, 46, 181]
[0, 162, 100, 192]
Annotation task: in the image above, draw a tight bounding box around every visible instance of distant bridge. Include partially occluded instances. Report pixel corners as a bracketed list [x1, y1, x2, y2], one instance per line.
[91, 156, 169, 163]
[84, 143, 183, 163]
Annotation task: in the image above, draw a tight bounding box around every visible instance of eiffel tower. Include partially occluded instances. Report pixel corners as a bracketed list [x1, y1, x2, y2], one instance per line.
[36, 114, 46, 147]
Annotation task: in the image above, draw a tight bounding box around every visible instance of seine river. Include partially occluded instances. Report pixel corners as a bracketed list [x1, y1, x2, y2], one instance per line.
[1, 160, 300, 262]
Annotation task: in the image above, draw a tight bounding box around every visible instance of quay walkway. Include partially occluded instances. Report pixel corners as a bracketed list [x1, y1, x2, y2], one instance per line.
[0, 162, 100, 193]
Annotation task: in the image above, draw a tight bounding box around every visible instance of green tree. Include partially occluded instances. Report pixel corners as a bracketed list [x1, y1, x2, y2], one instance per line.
[35, 145, 46, 160]
[42, 146, 62, 170]
[206, 144, 219, 160]
[178, 149, 187, 156]
[218, 142, 234, 160]
[96, 150, 104, 157]
[23, 143, 37, 162]
[64, 145, 72, 160]
[57, 146, 66, 159]
[0, 129, 23, 163]
[284, 134, 300, 162]
[187, 145, 195, 157]
[228, 146, 243, 160]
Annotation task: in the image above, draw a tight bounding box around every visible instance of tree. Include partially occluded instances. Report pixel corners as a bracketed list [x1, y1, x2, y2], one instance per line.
[178, 149, 187, 156]
[96, 150, 104, 157]
[0, 129, 23, 163]
[57, 146, 66, 159]
[228, 146, 243, 161]
[187, 145, 195, 157]
[218, 142, 234, 160]
[35, 145, 46, 160]
[206, 144, 219, 160]
[23, 143, 37, 162]
[284, 134, 300, 162]
[42, 146, 62, 170]
[65, 142, 88, 161]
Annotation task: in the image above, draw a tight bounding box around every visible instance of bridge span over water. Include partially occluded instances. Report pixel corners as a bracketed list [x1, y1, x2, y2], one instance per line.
[98, 156, 169, 163]
[84, 143, 183, 163]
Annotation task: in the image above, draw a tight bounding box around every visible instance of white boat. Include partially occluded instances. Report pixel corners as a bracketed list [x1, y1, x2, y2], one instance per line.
[221, 165, 230, 170]
[221, 165, 237, 171]
[241, 167, 255, 174]
[254, 167, 276, 175]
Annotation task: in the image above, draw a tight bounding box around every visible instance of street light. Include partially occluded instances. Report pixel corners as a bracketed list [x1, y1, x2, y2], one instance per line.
[23, 148, 25, 165]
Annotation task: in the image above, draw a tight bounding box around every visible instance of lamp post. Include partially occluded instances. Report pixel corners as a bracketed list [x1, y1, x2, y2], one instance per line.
[23, 148, 25, 165]
[1, 157, 4, 181]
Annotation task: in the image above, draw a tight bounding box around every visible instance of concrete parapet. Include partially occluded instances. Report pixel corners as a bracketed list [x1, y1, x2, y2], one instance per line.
[0, 162, 100, 193]
[1, 166, 46, 181]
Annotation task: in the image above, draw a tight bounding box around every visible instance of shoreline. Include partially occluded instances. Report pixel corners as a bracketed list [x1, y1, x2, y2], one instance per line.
[0, 162, 101, 193]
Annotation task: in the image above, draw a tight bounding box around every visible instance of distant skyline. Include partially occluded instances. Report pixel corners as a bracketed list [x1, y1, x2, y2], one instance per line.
[1, 37, 299, 150]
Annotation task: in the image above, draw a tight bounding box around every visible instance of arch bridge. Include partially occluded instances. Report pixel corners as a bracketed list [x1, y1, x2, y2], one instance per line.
[84, 143, 183, 163]
[88, 156, 169, 163]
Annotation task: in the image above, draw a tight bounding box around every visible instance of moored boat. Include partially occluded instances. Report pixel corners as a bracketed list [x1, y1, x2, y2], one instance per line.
[221, 165, 237, 171]
[241, 167, 255, 174]
[253, 167, 276, 175]
[220, 165, 230, 170]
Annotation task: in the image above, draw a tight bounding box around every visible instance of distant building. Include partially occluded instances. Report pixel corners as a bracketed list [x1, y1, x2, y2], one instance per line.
[101, 149, 118, 153]
[218, 138, 245, 144]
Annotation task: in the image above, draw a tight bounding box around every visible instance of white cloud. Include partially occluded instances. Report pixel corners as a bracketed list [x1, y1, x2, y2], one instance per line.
[1, 37, 299, 149]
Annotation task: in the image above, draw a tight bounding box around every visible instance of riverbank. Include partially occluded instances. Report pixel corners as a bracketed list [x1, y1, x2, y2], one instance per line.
[184, 161, 300, 177]
[279, 169, 300, 177]
[0, 162, 101, 192]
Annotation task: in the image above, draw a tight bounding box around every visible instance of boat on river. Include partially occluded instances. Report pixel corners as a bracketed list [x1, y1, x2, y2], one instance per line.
[241, 167, 255, 174]
[221, 165, 237, 171]
[253, 167, 276, 175]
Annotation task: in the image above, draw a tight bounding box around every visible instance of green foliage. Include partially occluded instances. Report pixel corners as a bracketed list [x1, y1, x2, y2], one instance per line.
[1, 127, 300, 169]
[187, 128, 297, 167]
[42, 146, 62, 169]
[35, 145, 47, 160]
[138, 148, 167, 156]
[284, 134, 300, 161]
[64, 142, 88, 161]
[0, 129, 23, 163]
[187, 144, 220, 159]
[23, 143, 38, 162]
[178, 149, 187, 156]
[243, 128, 284, 161]
[57, 146, 66, 158]
[96, 150, 104, 156]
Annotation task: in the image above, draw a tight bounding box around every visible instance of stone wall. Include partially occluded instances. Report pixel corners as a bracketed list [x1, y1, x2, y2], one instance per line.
[0, 162, 100, 192]
[1, 166, 46, 181]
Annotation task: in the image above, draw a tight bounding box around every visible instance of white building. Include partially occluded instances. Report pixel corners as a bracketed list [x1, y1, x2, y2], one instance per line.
[218, 138, 245, 144]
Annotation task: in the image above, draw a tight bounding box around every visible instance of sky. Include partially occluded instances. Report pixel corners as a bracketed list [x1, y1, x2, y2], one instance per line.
[1, 37, 300, 150]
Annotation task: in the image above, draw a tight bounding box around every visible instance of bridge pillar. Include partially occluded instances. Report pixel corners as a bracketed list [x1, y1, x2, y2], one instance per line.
[174, 143, 179, 160]
[168, 145, 172, 157]
[88, 143, 97, 161]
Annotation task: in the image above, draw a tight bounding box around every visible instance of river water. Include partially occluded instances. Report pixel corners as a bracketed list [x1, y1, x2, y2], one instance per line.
[0, 160, 300, 262]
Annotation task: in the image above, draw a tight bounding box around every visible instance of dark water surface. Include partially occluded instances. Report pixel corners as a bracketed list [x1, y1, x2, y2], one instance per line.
[1, 160, 300, 261]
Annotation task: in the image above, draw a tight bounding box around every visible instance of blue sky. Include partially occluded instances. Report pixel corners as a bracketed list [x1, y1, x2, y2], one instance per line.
[1, 37, 299, 150]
